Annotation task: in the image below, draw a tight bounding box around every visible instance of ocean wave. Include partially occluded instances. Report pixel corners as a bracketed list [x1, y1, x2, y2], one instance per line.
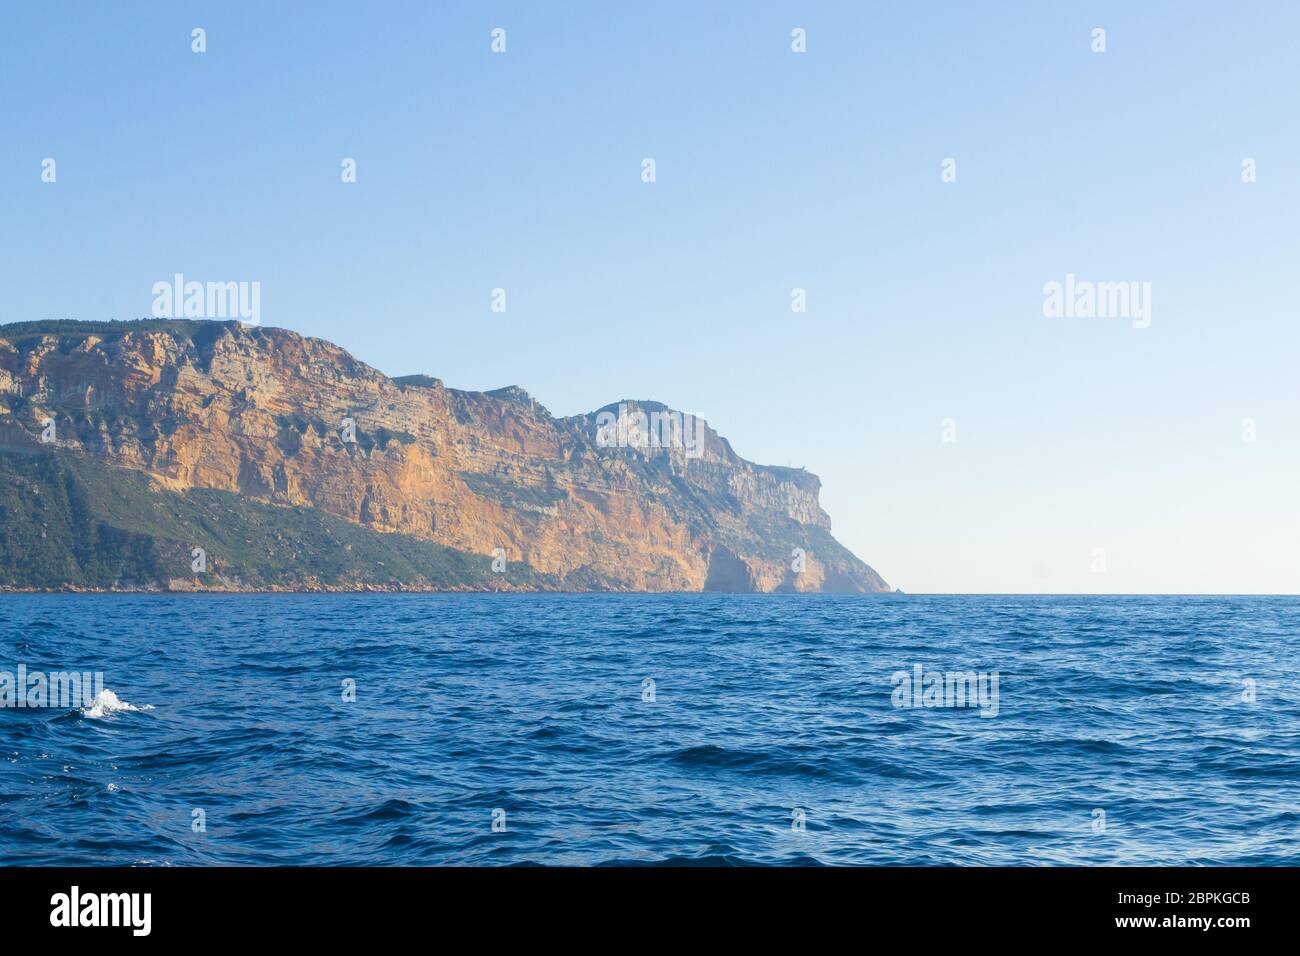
[81, 689, 155, 719]
[3, 592, 1298, 865]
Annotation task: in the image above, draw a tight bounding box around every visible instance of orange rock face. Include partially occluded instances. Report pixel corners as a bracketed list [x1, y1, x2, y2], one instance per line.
[0, 320, 888, 592]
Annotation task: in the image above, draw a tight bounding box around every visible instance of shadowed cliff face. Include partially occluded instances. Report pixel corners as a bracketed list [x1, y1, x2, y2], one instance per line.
[0, 320, 889, 592]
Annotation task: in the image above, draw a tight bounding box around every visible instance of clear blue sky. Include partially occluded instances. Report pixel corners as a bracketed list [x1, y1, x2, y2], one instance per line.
[3, 2, 1297, 593]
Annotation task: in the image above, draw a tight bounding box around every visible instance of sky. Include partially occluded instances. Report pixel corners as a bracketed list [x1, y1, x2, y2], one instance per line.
[2, 2, 1297, 593]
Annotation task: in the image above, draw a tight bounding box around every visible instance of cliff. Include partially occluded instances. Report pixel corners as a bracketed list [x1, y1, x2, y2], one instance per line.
[0, 320, 889, 593]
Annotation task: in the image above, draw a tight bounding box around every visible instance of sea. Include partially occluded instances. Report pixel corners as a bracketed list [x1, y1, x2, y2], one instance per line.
[1, 594, 1296, 866]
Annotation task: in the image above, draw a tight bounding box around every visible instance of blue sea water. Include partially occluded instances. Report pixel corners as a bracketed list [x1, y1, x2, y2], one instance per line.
[0, 594, 1297, 866]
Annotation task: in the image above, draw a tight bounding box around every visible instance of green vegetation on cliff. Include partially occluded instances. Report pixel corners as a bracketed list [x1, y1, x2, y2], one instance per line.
[0, 449, 556, 591]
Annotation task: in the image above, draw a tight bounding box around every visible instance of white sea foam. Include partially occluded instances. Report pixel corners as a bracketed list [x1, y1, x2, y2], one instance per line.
[81, 689, 154, 719]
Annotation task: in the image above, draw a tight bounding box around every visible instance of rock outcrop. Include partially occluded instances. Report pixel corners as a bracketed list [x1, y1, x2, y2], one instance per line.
[0, 320, 889, 592]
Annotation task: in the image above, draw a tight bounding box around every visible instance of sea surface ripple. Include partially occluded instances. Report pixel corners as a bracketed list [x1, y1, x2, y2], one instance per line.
[1, 594, 1297, 865]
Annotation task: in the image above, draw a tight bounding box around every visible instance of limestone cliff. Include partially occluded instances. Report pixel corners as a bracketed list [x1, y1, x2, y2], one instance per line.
[0, 320, 889, 593]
